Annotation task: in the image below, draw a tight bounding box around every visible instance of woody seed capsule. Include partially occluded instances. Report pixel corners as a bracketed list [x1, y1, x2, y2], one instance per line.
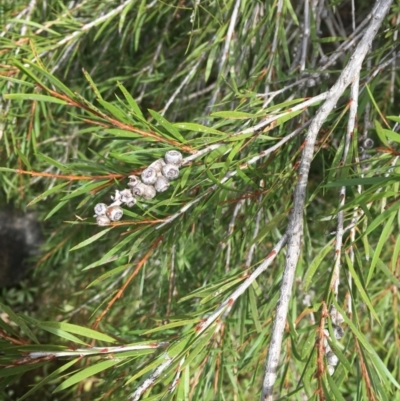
[164, 150, 183, 166]
[141, 167, 158, 185]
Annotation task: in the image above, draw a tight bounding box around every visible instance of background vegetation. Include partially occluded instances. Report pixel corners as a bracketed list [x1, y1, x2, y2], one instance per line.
[0, 0, 399, 400]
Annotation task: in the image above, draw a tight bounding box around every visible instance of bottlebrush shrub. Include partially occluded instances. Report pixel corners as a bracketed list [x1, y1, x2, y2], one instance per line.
[0, 1, 398, 400]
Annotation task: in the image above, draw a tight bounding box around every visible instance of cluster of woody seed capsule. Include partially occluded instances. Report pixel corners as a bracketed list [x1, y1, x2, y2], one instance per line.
[93, 150, 183, 226]
[323, 306, 345, 376]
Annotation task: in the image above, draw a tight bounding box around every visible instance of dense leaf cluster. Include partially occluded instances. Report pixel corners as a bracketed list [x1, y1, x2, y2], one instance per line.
[0, 1, 399, 400]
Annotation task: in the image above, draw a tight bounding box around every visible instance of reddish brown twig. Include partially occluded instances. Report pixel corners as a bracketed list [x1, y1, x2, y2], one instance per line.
[315, 302, 329, 401]
[10, 168, 123, 181]
[92, 236, 163, 329]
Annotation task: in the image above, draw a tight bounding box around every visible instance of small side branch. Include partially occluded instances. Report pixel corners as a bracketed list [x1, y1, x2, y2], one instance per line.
[27, 342, 168, 360]
[331, 77, 359, 297]
[300, 0, 310, 71]
[157, 122, 310, 230]
[196, 233, 288, 334]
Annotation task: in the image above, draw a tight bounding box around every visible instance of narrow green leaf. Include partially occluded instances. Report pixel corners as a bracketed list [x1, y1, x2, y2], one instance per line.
[265, 97, 308, 112]
[28, 182, 69, 206]
[97, 99, 129, 121]
[0, 303, 39, 344]
[225, 133, 253, 142]
[325, 328, 352, 372]
[148, 109, 185, 142]
[125, 355, 169, 385]
[200, 276, 245, 304]
[248, 286, 262, 333]
[7, 19, 60, 34]
[3, 93, 67, 105]
[324, 176, 397, 187]
[367, 85, 388, 129]
[37, 152, 69, 171]
[374, 120, 389, 146]
[211, 110, 258, 119]
[15, 148, 32, 170]
[117, 81, 145, 120]
[383, 129, 400, 144]
[87, 264, 131, 288]
[274, 109, 303, 127]
[22, 60, 75, 98]
[337, 191, 397, 211]
[180, 164, 191, 189]
[362, 203, 400, 238]
[82, 69, 103, 100]
[61, 180, 110, 200]
[18, 358, 80, 401]
[0, 362, 47, 378]
[103, 128, 143, 139]
[12, 59, 51, 91]
[332, 301, 400, 390]
[36, 325, 87, 345]
[314, 36, 346, 43]
[143, 318, 200, 335]
[182, 328, 215, 369]
[366, 213, 395, 285]
[391, 235, 400, 278]
[376, 258, 400, 286]
[164, 335, 194, 360]
[70, 228, 113, 251]
[345, 254, 380, 324]
[174, 122, 225, 136]
[205, 39, 219, 82]
[0, 76, 35, 87]
[179, 273, 244, 302]
[45, 199, 68, 220]
[133, 0, 146, 51]
[54, 360, 120, 392]
[387, 115, 400, 123]
[0, 317, 20, 338]
[326, 373, 347, 401]
[39, 321, 116, 343]
[284, 0, 299, 25]
[304, 239, 334, 290]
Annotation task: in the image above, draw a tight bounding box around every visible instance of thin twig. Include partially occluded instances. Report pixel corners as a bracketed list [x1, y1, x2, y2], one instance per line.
[198, 233, 288, 333]
[138, 12, 174, 104]
[5, 168, 123, 181]
[28, 342, 168, 360]
[129, 356, 172, 401]
[245, 200, 263, 268]
[223, 199, 245, 272]
[331, 76, 359, 297]
[206, 0, 242, 112]
[390, 15, 400, 103]
[300, 0, 310, 71]
[264, 0, 284, 98]
[167, 245, 176, 316]
[162, 55, 206, 116]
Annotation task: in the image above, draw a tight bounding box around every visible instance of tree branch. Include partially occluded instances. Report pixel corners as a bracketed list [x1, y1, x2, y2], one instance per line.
[261, 1, 393, 399]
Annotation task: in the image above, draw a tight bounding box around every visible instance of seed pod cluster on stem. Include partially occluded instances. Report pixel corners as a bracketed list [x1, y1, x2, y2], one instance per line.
[93, 150, 183, 226]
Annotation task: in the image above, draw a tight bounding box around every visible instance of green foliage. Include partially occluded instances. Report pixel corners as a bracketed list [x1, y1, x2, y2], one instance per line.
[0, 0, 399, 400]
